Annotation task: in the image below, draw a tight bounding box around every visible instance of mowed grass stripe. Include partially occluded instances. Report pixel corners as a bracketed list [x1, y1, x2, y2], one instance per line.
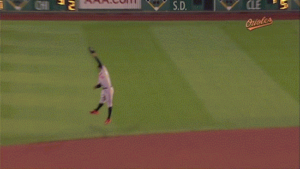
[1, 21, 99, 145]
[152, 22, 299, 129]
[1, 21, 298, 145]
[222, 20, 299, 100]
[82, 22, 218, 132]
[1, 21, 218, 145]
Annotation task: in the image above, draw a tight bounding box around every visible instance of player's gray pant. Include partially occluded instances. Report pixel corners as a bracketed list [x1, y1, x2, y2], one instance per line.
[100, 87, 114, 107]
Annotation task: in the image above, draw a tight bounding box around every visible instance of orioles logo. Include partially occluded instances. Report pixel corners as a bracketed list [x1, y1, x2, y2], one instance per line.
[246, 16, 273, 31]
[219, 0, 240, 11]
[146, 0, 167, 11]
[6, 0, 30, 11]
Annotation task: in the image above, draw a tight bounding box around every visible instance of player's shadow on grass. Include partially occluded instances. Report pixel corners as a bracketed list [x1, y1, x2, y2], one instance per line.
[89, 125, 110, 137]
[89, 123, 140, 137]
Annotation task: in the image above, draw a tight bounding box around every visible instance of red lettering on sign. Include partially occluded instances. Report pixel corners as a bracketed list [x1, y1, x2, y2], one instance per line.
[84, 0, 137, 4]
[84, 0, 92, 4]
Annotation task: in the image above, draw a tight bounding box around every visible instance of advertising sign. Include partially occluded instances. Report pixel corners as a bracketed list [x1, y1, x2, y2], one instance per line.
[79, 0, 141, 9]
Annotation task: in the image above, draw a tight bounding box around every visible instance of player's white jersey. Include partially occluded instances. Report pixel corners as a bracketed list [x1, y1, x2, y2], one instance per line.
[98, 66, 112, 89]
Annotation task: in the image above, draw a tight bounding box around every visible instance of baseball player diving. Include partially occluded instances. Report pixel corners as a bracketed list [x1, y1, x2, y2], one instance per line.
[89, 47, 114, 125]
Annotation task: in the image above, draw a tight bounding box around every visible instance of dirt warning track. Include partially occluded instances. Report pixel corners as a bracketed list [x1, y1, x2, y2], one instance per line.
[1, 127, 299, 168]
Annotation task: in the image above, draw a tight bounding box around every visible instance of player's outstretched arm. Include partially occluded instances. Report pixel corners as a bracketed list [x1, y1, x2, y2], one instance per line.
[89, 47, 103, 68]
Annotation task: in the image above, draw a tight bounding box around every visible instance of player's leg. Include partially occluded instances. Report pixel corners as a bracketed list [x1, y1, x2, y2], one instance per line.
[105, 107, 112, 124]
[105, 87, 114, 124]
[90, 103, 103, 114]
[95, 103, 104, 111]
[90, 91, 105, 114]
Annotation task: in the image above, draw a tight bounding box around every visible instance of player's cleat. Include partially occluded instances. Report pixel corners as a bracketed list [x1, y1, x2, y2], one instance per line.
[90, 110, 99, 115]
[105, 119, 111, 125]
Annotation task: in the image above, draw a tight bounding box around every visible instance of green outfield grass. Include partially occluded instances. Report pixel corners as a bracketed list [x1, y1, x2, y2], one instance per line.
[1, 20, 299, 145]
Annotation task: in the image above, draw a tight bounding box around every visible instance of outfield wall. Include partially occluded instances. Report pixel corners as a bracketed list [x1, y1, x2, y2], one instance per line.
[0, 0, 299, 12]
[0, 0, 298, 21]
[0, 11, 298, 21]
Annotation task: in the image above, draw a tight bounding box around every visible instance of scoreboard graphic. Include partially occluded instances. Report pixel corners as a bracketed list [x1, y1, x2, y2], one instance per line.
[215, 0, 294, 11]
[1, 0, 76, 11]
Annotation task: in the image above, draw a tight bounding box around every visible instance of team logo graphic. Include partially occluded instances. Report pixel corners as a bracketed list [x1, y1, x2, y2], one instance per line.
[219, 0, 240, 11]
[146, 0, 167, 11]
[6, 0, 30, 11]
[246, 16, 273, 31]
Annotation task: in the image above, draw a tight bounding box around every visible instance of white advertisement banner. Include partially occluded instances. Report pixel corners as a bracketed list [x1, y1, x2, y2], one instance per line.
[80, 0, 141, 9]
